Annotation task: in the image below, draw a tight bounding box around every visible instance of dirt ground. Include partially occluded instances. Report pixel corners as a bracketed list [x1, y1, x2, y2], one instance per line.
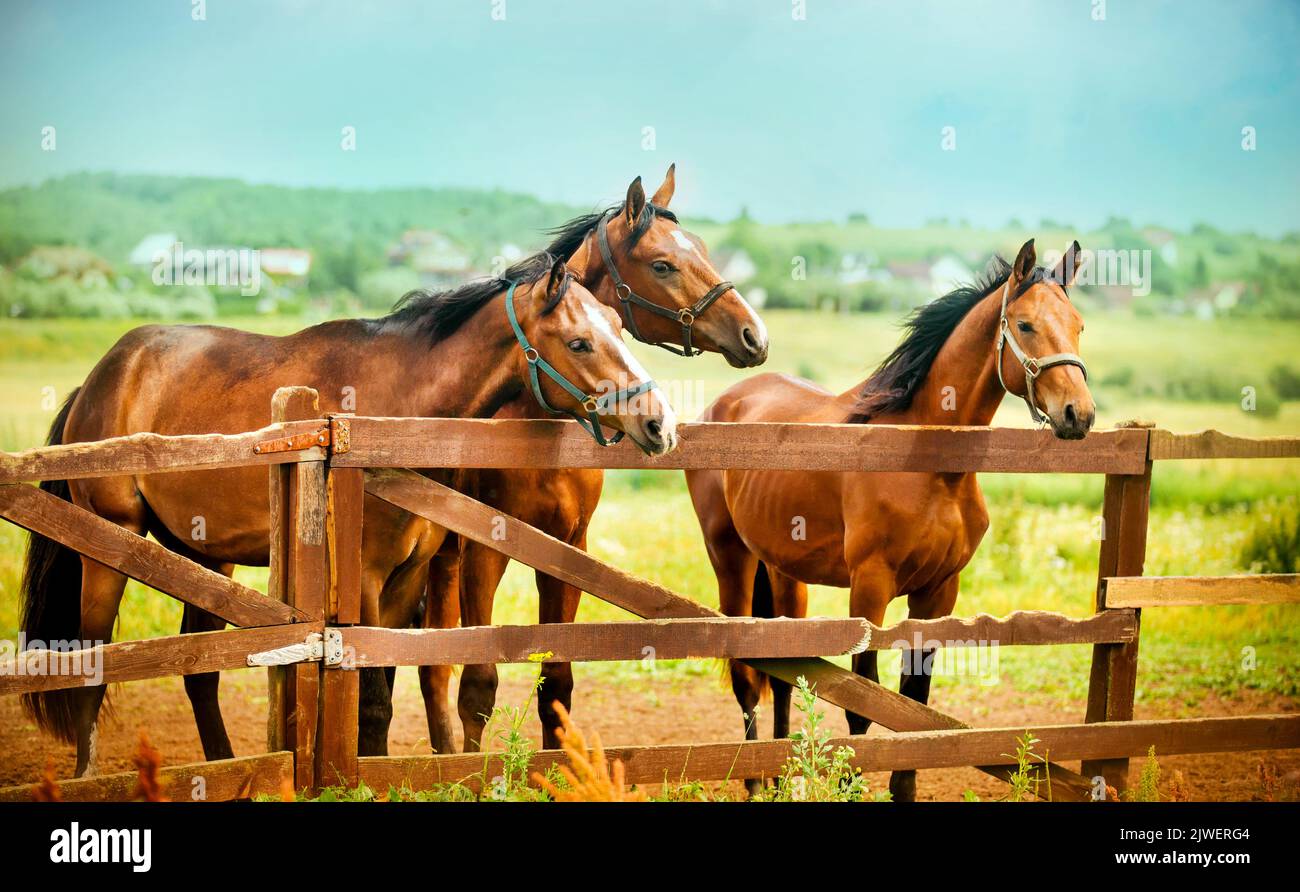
[2, 663, 1296, 801]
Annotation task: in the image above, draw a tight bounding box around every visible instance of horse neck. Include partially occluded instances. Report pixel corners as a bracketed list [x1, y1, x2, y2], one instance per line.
[391, 293, 524, 419]
[895, 287, 1007, 427]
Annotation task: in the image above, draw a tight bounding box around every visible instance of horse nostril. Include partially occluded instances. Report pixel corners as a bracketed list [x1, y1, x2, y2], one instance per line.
[1064, 403, 1077, 425]
[741, 327, 760, 353]
[645, 418, 663, 443]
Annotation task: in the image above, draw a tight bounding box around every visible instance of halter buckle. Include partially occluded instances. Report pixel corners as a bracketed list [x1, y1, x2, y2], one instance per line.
[582, 396, 601, 415]
[1022, 357, 1041, 378]
[677, 308, 695, 325]
[615, 283, 633, 301]
[523, 346, 540, 364]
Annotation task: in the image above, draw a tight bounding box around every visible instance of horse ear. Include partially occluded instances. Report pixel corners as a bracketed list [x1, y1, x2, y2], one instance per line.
[650, 163, 676, 208]
[1007, 238, 1036, 294]
[1051, 240, 1083, 290]
[545, 257, 568, 303]
[625, 176, 647, 226]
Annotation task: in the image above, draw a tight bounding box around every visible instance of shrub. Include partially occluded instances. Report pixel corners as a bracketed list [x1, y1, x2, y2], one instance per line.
[1239, 502, 1300, 574]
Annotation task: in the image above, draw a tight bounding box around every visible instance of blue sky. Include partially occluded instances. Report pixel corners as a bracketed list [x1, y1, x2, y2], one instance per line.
[2, 0, 1297, 233]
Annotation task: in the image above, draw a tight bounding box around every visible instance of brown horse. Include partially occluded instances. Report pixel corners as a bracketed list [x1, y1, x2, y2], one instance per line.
[416, 166, 769, 753]
[20, 257, 678, 776]
[686, 239, 1094, 800]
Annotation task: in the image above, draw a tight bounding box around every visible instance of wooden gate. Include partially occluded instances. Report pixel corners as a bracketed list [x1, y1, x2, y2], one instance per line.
[2, 387, 1298, 801]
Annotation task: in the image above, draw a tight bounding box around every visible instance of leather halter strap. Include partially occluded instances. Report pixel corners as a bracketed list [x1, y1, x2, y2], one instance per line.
[505, 280, 656, 447]
[595, 211, 733, 357]
[995, 280, 1089, 425]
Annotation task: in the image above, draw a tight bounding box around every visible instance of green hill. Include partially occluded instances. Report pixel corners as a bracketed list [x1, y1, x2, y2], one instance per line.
[1, 173, 1298, 320]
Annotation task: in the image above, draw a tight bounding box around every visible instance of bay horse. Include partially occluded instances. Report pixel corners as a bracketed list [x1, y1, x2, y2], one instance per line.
[417, 166, 769, 753]
[20, 256, 678, 776]
[685, 239, 1094, 800]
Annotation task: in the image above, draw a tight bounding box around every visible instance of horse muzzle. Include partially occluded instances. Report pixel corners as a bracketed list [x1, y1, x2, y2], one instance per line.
[629, 412, 679, 456]
[1049, 401, 1096, 440]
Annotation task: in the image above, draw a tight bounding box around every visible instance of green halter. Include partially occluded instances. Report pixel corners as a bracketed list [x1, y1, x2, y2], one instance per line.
[505, 280, 657, 447]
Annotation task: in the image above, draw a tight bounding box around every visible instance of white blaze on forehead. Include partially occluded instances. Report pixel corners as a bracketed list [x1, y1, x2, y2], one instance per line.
[583, 302, 653, 382]
[581, 302, 677, 430]
[670, 228, 701, 255]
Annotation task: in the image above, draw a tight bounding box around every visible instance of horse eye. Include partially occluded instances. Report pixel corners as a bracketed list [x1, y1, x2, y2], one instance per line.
[1017, 321, 1033, 333]
[651, 261, 673, 275]
[567, 338, 592, 354]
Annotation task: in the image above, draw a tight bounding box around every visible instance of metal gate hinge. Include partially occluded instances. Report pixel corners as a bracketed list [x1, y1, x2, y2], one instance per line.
[323, 628, 345, 667]
[247, 631, 324, 667]
[252, 425, 331, 455]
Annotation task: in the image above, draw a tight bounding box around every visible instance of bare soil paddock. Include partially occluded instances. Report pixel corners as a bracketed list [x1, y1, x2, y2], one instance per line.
[2, 664, 1295, 801]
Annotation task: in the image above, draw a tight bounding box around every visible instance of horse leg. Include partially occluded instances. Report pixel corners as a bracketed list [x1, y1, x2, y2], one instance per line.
[764, 566, 808, 740]
[457, 539, 510, 752]
[845, 560, 896, 736]
[180, 598, 235, 762]
[65, 478, 145, 778]
[889, 574, 959, 802]
[418, 538, 460, 754]
[704, 520, 761, 796]
[357, 562, 393, 757]
[535, 533, 585, 750]
[72, 558, 130, 777]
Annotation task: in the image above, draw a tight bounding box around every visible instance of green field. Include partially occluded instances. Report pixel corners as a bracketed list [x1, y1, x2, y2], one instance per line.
[1, 310, 1298, 715]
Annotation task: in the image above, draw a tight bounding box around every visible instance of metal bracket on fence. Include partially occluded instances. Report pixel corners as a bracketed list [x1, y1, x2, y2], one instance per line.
[247, 631, 324, 667]
[323, 628, 346, 667]
[329, 416, 351, 455]
[252, 425, 331, 455]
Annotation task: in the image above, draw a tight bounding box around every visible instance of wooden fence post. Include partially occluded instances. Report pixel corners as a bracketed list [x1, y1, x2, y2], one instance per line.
[1082, 458, 1152, 796]
[315, 415, 362, 788]
[266, 387, 328, 792]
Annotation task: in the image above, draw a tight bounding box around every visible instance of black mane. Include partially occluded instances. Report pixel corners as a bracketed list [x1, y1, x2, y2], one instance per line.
[845, 255, 1058, 423]
[385, 252, 567, 343]
[382, 201, 675, 343]
[542, 201, 677, 258]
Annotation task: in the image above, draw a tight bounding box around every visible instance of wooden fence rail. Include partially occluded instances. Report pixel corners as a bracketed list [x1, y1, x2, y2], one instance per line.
[1104, 574, 1300, 608]
[0, 483, 308, 628]
[0, 419, 329, 485]
[0, 752, 293, 803]
[358, 714, 1300, 794]
[0, 623, 321, 695]
[335, 416, 1152, 474]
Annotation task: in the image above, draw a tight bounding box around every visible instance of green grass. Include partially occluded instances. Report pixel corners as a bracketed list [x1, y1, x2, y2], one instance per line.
[1, 310, 1297, 718]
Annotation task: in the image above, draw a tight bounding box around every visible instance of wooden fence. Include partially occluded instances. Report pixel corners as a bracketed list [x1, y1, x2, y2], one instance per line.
[0, 387, 1297, 802]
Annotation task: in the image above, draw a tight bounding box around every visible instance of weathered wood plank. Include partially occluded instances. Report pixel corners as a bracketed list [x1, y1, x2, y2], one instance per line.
[1105, 574, 1300, 608]
[364, 468, 1093, 800]
[0, 483, 306, 628]
[339, 417, 1151, 474]
[317, 428, 362, 788]
[345, 616, 872, 667]
[1149, 429, 1300, 461]
[327, 460, 363, 626]
[364, 468, 716, 621]
[0, 419, 328, 485]
[1084, 465, 1152, 792]
[0, 752, 294, 802]
[269, 388, 329, 792]
[267, 389, 319, 753]
[0, 623, 321, 695]
[358, 714, 1300, 795]
[876, 609, 1137, 648]
[316, 668, 359, 788]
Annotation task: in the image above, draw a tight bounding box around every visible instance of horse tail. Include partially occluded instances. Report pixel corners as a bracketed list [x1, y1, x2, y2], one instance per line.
[20, 387, 85, 743]
[749, 560, 773, 700]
